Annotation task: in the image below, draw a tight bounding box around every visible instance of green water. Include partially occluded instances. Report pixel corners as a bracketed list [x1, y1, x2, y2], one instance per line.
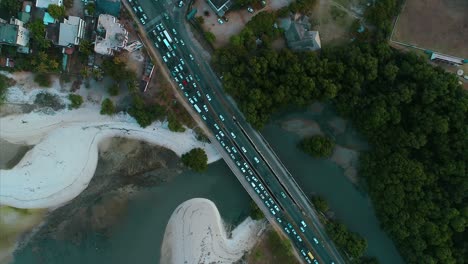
[12, 105, 404, 264]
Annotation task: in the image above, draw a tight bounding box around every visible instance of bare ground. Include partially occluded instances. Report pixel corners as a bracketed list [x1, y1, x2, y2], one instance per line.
[392, 0, 468, 58]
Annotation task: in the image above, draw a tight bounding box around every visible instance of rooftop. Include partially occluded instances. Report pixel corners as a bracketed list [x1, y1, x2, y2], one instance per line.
[207, 0, 232, 16]
[36, 0, 63, 8]
[280, 15, 321, 51]
[94, 14, 128, 55]
[0, 23, 18, 45]
[58, 16, 85, 47]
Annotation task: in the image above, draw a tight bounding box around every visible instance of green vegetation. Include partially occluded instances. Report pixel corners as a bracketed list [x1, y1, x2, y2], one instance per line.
[28, 20, 51, 50]
[277, 0, 317, 15]
[181, 148, 208, 172]
[34, 92, 64, 110]
[128, 95, 165, 127]
[85, 3, 96, 15]
[100, 98, 115, 115]
[78, 40, 93, 58]
[108, 83, 120, 96]
[250, 200, 264, 220]
[204, 31, 216, 44]
[68, 94, 83, 109]
[213, 0, 467, 262]
[31, 51, 60, 74]
[299, 135, 335, 158]
[266, 230, 294, 260]
[311, 195, 329, 212]
[0, 74, 14, 105]
[0, 0, 20, 16]
[63, 0, 73, 9]
[102, 57, 136, 82]
[48, 4, 66, 19]
[33, 73, 52, 87]
[326, 221, 368, 260]
[167, 114, 186, 132]
[195, 16, 204, 25]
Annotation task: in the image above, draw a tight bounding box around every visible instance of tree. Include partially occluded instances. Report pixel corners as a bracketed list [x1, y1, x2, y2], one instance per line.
[68, 94, 83, 109]
[79, 40, 93, 57]
[100, 98, 115, 115]
[204, 31, 216, 44]
[28, 20, 51, 50]
[48, 4, 66, 19]
[250, 200, 264, 220]
[1, 0, 20, 16]
[167, 114, 186, 132]
[108, 83, 119, 96]
[128, 95, 165, 127]
[311, 196, 329, 212]
[181, 148, 208, 172]
[299, 135, 335, 158]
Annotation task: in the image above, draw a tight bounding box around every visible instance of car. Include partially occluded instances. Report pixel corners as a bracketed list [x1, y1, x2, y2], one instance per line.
[301, 220, 307, 227]
[247, 6, 254, 13]
[268, 198, 274, 204]
[188, 98, 194, 104]
[313, 238, 319, 244]
[174, 37, 179, 44]
[301, 250, 306, 257]
[138, 6, 143, 12]
[245, 176, 251, 182]
[291, 229, 297, 235]
[259, 184, 264, 191]
[250, 182, 256, 188]
[180, 58, 185, 65]
[203, 105, 208, 112]
[162, 56, 167, 62]
[284, 227, 290, 234]
[265, 200, 270, 207]
[178, 73, 184, 80]
[230, 132, 236, 138]
[154, 42, 159, 48]
[174, 67, 178, 73]
[202, 115, 207, 121]
[164, 13, 169, 19]
[178, 83, 183, 89]
[142, 14, 148, 20]
[254, 157, 260, 163]
[274, 205, 280, 212]
[243, 162, 249, 168]
[197, 91, 202, 97]
[172, 28, 177, 35]
[180, 40, 185, 46]
[219, 131, 225, 137]
[236, 161, 241, 166]
[140, 18, 146, 25]
[241, 147, 247, 153]
[155, 25, 160, 31]
[230, 153, 236, 159]
[214, 124, 220, 130]
[300, 226, 306, 233]
[206, 94, 211, 101]
[252, 176, 258, 182]
[248, 169, 253, 176]
[193, 83, 197, 88]
[178, 0, 183, 7]
[219, 114, 225, 121]
[270, 208, 276, 215]
[167, 52, 171, 58]
[192, 96, 198, 102]
[189, 54, 194, 60]
[216, 134, 220, 140]
[232, 147, 238, 154]
[132, 6, 138, 12]
[172, 51, 176, 56]
[241, 167, 246, 173]
[254, 187, 260, 194]
[188, 74, 194, 81]
[157, 36, 161, 42]
[217, 18, 224, 24]
[221, 141, 226, 147]
[287, 223, 293, 229]
[260, 193, 265, 199]
[174, 77, 179, 82]
[297, 236, 302, 242]
[276, 217, 282, 223]
[178, 64, 183, 71]
[184, 92, 189, 97]
[280, 191, 287, 198]
[306, 258, 312, 264]
[225, 146, 231, 153]
[182, 80, 188, 86]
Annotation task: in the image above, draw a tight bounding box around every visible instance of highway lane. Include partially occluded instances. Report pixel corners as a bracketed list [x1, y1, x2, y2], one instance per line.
[125, 1, 344, 263]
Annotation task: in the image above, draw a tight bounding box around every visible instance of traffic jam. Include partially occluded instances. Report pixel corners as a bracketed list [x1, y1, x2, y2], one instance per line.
[129, 4, 324, 264]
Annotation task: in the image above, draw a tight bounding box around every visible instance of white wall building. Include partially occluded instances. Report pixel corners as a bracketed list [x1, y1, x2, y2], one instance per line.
[94, 14, 128, 56]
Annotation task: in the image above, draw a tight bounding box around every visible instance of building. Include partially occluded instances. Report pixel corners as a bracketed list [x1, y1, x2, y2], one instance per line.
[18, 1, 33, 23]
[207, 0, 232, 17]
[36, 0, 63, 8]
[430, 53, 464, 66]
[279, 14, 321, 51]
[58, 16, 86, 47]
[0, 18, 30, 47]
[96, 0, 121, 17]
[94, 14, 128, 55]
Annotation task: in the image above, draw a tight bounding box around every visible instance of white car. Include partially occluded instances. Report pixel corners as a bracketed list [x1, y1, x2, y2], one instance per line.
[241, 146, 247, 153]
[217, 18, 224, 24]
[197, 91, 201, 97]
[221, 141, 226, 147]
[206, 94, 211, 101]
[189, 54, 194, 60]
[188, 74, 194, 81]
[172, 28, 177, 35]
[142, 14, 148, 20]
[162, 56, 167, 62]
[138, 6, 143, 12]
[203, 105, 208, 112]
[180, 58, 185, 65]
[313, 238, 319, 244]
[230, 153, 236, 160]
[247, 6, 254, 13]
[219, 114, 225, 121]
[214, 124, 220, 130]
[180, 40, 185, 46]
[230, 132, 236, 139]
[254, 157, 260, 163]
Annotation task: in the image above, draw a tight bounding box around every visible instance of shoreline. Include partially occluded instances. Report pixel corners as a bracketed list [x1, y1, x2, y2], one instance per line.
[160, 198, 262, 264]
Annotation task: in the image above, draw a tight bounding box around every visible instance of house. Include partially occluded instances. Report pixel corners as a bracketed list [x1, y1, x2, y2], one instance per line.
[18, 1, 33, 23]
[58, 16, 86, 47]
[96, 0, 121, 17]
[279, 14, 321, 51]
[0, 18, 30, 47]
[36, 0, 63, 9]
[94, 14, 128, 55]
[206, 0, 232, 17]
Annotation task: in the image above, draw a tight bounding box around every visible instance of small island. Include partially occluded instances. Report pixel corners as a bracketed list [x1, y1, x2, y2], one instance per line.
[299, 135, 335, 158]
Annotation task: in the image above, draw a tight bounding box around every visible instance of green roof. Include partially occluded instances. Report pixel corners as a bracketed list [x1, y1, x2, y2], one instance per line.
[0, 23, 18, 45]
[18, 12, 31, 23]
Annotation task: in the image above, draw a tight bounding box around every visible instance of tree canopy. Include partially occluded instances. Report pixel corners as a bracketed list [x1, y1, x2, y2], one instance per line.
[299, 135, 335, 158]
[181, 148, 208, 172]
[48, 4, 66, 19]
[100, 98, 115, 115]
[1, 0, 21, 16]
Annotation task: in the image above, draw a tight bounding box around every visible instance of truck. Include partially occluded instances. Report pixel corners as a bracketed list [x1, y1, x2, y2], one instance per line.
[163, 30, 172, 43]
[163, 39, 172, 51]
[307, 252, 314, 260]
[194, 104, 201, 113]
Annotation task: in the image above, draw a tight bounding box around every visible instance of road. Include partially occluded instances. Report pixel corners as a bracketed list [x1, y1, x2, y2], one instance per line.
[124, 1, 346, 263]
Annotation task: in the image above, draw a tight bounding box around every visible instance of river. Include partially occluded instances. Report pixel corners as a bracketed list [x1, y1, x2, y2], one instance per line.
[11, 104, 403, 264]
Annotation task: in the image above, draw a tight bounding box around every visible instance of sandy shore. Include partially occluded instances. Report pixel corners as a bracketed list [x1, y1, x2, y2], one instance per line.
[0, 72, 221, 209]
[160, 198, 262, 264]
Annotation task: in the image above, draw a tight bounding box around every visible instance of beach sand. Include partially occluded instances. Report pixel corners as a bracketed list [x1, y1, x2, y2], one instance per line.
[160, 198, 262, 264]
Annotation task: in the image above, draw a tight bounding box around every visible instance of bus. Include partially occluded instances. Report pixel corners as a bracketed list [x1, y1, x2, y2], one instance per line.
[194, 104, 201, 113]
[307, 252, 314, 260]
[163, 30, 172, 43]
[163, 39, 172, 51]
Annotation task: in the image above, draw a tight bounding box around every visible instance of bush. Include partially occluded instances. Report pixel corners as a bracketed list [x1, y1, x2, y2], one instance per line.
[250, 200, 264, 220]
[0, 74, 15, 105]
[34, 92, 64, 110]
[299, 135, 335, 158]
[48, 4, 66, 19]
[311, 196, 329, 212]
[100, 98, 115, 115]
[128, 95, 165, 127]
[68, 94, 83, 109]
[167, 114, 186, 132]
[326, 220, 367, 259]
[108, 83, 120, 96]
[181, 148, 208, 172]
[34, 73, 52, 87]
[204, 31, 216, 43]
